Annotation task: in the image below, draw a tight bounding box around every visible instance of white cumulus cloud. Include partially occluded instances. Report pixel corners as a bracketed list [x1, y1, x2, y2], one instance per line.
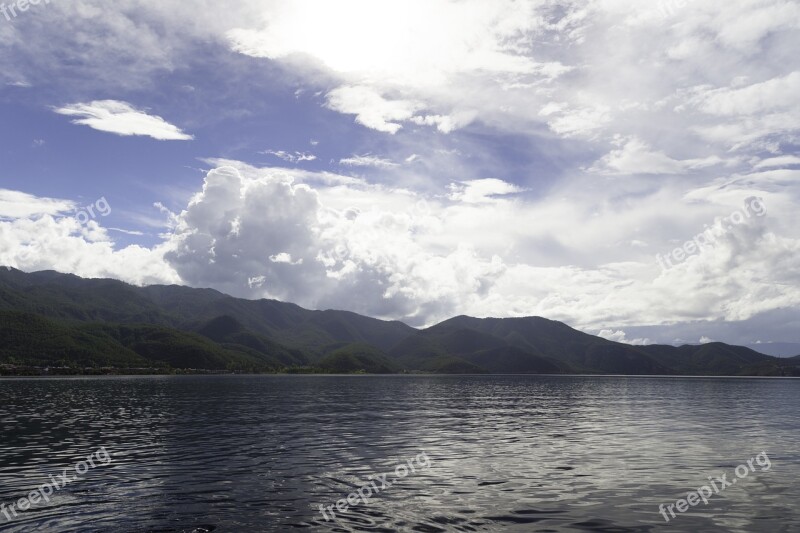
[0, 189, 75, 219]
[54, 100, 193, 141]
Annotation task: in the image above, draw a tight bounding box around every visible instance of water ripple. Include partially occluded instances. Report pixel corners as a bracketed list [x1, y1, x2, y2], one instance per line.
[0, 376, 797, 532]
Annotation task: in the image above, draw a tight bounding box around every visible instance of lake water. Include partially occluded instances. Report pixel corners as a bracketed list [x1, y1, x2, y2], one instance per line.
[0, 375, 797, 532]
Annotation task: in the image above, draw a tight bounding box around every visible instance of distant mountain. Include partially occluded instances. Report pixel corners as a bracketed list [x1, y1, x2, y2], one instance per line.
[745, 343, 800, 358]
[0, 268, 795, 376]
[0, 268, 413, 355]
[194, 315, 309, 368]
[389, 320, 567, 373]
[0, 311, 279, 372]
[317, 343, 402, 374]
[419, 316, 673, 374]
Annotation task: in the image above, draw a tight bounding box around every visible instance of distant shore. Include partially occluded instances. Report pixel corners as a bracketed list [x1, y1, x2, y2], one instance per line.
[3, 366, 799, 378]
[0, 365, 433, 377]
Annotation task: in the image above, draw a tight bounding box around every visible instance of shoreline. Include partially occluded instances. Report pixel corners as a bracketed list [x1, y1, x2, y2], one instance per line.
[2, 371, 799, 379]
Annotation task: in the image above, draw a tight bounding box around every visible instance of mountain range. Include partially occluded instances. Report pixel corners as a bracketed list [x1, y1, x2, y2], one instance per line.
[743, 342, 800, 357]
[1, 267, 798, 376]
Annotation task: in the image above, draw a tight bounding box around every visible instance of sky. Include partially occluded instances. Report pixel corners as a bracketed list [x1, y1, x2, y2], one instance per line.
[1, 0, 799, 347]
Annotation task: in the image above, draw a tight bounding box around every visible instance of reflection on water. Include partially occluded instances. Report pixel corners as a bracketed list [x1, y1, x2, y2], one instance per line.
[0, 375, 798, 532]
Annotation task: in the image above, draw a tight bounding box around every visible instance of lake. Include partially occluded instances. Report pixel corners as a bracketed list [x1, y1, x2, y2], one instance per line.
[0, 375, 797, 532]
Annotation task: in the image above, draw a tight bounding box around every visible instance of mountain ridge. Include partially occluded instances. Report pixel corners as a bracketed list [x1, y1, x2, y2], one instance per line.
[1, 267, 798, 376]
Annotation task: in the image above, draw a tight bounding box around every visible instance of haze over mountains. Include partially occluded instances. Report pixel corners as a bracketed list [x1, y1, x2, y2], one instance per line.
[1, 268, 797, 376]
[744, 343, 800, 358]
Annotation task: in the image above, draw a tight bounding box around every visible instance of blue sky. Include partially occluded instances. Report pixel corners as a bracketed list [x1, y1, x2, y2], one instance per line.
[1, 0, 799, 348]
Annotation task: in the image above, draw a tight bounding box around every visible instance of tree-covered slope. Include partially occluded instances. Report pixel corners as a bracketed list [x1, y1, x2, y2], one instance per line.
[0, 268, 787, 376]
[0, 311, 147, 368]
[317, 343, 402, 374]
[0, 268, 414, 357]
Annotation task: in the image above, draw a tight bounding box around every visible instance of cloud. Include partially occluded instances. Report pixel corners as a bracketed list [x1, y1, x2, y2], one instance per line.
[152, 164, 800, 329]
[409, 112, 478, 134]
[3, 0, 797, 150]
[262, 150, 317, 163]
[448, 179, 525, 204]
[54, 100, 193, 140]
[0, 215, 178, 287]
[7, 0, 799, 154]
[226, 0, 548, 81]
[691, 72, 800, 117]
[326, 86, 419, 134]
[596, 329, 651, 346]
[540, 103, 611, 139]
[339, 154, 398, 168]
[753, 156, 800, 170]
[160, 166, 508, 322]
[269, 252, 303, 265]
[217, 0, 800, 172]
[203, 158, 367, 187]
[161, 164, 800, 329]
[0, 189, 74, 219]
[679, 71, 800, 149]
[164, 167, 327, 304]
[589, 137, 725, 176]
[108, 227, 146, 236]
[228, 0, 567, 134]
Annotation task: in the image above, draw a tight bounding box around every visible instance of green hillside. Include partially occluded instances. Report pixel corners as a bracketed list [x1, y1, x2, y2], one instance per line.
[317, 343, 401, 374]
[0, 312, 288, 373]
[0, 268, 787, 376]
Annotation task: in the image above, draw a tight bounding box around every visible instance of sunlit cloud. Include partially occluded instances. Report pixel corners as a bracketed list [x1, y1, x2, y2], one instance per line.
[54, 100, 194, 141]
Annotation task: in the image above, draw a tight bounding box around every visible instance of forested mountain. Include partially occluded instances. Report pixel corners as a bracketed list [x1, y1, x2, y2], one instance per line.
[2, 268, 798, 376]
